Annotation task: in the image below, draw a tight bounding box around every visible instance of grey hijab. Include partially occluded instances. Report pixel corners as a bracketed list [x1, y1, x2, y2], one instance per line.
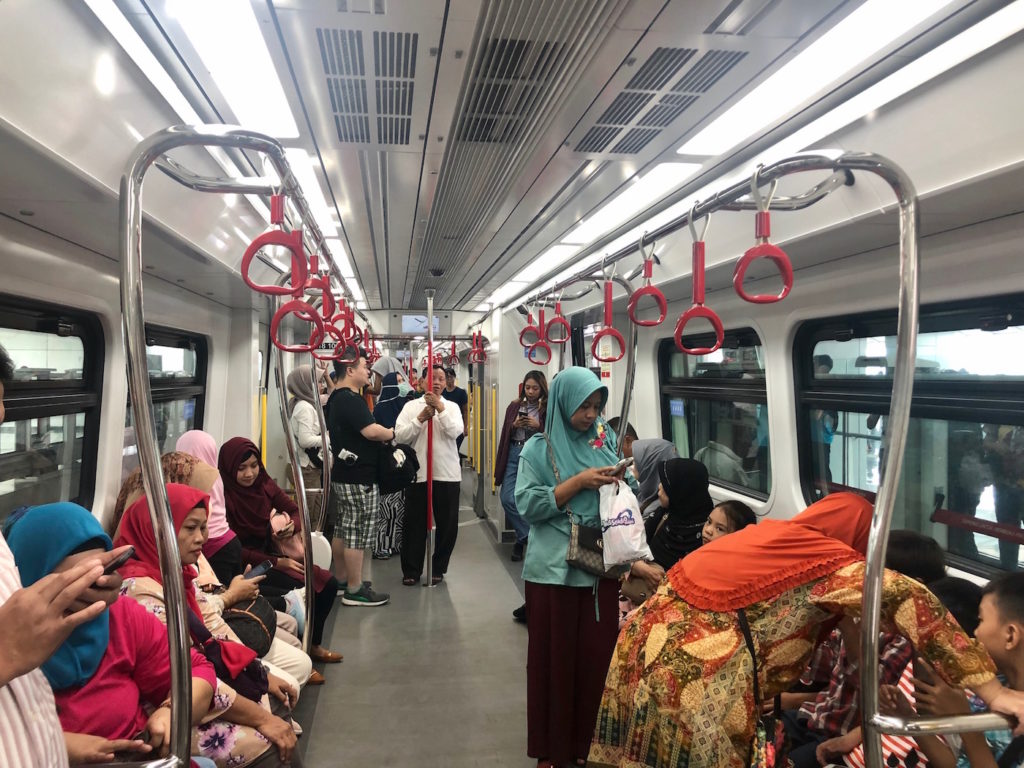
[370, 356, 404, 378]
[286, 365, 316, 417]
[632, 438, 679, 506]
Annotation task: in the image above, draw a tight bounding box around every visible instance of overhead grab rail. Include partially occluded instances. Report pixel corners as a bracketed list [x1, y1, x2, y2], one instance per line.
[120, 124, 373, 762]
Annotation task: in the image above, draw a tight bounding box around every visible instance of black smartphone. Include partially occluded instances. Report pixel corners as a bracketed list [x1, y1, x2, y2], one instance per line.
[244, 560, 274, 580]
[102, 546, 135, 575]
[913, 656, 935, 686]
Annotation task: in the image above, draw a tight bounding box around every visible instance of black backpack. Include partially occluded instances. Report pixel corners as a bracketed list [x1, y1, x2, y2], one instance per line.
[378, 443, 420, 494]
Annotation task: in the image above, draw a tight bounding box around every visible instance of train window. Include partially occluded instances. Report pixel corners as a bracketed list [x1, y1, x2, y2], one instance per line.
[659, 330, 770, 497]
[796, 294, 1024, 574]
[0, 297, 104, 516]
[122, 327, 207, 481]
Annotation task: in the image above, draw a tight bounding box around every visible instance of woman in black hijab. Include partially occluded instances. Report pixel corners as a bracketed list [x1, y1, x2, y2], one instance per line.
[646, 458, 714, 569]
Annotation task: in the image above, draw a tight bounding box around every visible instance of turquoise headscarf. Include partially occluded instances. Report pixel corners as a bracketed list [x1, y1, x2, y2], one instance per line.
[6, 502, 112, 690]
[519, 367, 620, 526]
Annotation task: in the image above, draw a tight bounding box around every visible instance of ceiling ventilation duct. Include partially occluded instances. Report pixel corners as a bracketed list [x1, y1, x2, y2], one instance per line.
[406, 0, 628, 307]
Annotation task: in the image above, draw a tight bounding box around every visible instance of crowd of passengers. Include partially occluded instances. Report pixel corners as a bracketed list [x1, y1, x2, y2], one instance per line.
[3, 340, 1024, 768]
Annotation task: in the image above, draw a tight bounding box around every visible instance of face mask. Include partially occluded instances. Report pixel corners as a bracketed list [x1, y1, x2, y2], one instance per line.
[397, 382, 413, 397]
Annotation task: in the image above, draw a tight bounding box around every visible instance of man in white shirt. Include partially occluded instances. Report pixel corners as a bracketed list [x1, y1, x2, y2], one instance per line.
[395, 365, 464, 585]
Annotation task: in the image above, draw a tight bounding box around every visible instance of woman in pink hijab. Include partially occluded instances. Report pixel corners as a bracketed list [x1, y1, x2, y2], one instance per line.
[177, 430, 239, 585]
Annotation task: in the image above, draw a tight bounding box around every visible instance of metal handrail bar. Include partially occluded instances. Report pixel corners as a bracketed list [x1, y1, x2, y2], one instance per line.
[500, 167, 852, 310]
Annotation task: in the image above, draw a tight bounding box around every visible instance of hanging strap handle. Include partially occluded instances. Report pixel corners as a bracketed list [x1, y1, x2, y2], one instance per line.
[734, 169, 793, 304]
[627, 233, 667, 327]
[592, 276, 626, 363]
[675, 205, 724, 356]
[546, 294, 571, 344]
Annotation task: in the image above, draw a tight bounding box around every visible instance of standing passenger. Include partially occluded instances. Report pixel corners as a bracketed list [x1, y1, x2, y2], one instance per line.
[495, 370, 547, 561]
[442, 367, 469, 451]
[372, 372, 408, 559]
[286, 365, 325, 528]
[396, 365, 464, 585]
[326, 346, 394, 606]
[514, 366, 633, 768]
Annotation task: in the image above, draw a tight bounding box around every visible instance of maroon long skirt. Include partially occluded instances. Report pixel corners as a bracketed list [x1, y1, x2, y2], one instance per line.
[525, 579, 620, 766]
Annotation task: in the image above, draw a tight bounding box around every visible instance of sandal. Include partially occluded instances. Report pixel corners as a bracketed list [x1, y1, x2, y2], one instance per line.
[431, 574, 443, 585]
[402, 576, 417, 586]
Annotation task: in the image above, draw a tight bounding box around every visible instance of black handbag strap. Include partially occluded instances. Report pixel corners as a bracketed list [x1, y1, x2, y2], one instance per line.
[737, 608, 781, 717]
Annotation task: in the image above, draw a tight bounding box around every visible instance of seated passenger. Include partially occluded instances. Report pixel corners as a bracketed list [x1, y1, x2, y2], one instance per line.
[176, 431, 241, 584]
[781, 529, 944, 767]
[113, 451, 316, 685]
[629, 437, 678, 516]
[644, 458, 714, 570]
[3, 501, 228, 763]
[818, 576, 985, 767]
[219, 437, 342, 663]
[114, 484, 299, 766]
[588, 493, 1024, 768]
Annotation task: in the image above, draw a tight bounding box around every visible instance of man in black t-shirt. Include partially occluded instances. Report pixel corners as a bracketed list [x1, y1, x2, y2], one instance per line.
[442, 367, 469, 451]
[327, 346, 396, 607]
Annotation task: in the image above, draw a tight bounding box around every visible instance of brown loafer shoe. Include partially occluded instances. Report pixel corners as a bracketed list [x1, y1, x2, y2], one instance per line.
[311, 648, 343, 663]
[306, 670, 326, 685]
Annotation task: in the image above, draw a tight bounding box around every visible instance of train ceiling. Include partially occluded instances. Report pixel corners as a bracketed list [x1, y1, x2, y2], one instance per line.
[0, 0, 1019, 312]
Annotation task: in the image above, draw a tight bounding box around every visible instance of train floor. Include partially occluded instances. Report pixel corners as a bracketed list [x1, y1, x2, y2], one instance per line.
[293, 470, 534, 767]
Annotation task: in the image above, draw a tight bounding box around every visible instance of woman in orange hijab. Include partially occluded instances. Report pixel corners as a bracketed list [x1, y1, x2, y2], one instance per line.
[588, 492, 1024, 768]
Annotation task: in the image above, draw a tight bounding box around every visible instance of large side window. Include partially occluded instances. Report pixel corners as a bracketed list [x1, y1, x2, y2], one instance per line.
[658, 328, 771, 497]
[0, 297, 104, 516]
[795, 294, 1024, 574]
[122, 326, 208, 481]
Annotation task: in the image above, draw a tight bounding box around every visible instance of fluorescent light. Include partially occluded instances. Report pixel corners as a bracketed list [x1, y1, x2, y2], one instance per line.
[94, 52, 116, 96]
[514, 245, 579, 283]
[473, 303, 492, 313]
[564, 163, 701, 245]
[167, 0, 298, 138]
[285, 149, 338, 239]
[325, 238, 355, 278]
[677, 0, 956, 155]
[344, 278, 364, 303]
[356, 301, 367, 310]
[486, 281, 529, 307]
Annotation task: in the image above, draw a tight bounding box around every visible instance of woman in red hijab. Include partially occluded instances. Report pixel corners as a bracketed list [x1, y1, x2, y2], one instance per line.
[115, 484, 298, 767]
[217, 437, 342, 664]
[588, 492, 1024, 768]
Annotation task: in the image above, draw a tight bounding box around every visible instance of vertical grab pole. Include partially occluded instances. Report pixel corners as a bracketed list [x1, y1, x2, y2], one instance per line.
[612, 276, 639, 458]
[425, 290, 436, 587]
[854, 157, 920, 768]
[271, 307, 315, 654]
[120, 149, 192, 767]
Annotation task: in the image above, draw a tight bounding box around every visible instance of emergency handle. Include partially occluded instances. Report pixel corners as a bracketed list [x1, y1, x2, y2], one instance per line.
[241, 229, 308, 296]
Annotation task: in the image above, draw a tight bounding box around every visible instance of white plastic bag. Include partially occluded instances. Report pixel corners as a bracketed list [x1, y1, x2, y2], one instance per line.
[599, 480, 652, 568]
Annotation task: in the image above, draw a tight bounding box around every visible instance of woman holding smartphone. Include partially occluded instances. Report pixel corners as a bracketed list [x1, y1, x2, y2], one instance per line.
[494, 370, 547, 562]
[514, 366, 636, 768]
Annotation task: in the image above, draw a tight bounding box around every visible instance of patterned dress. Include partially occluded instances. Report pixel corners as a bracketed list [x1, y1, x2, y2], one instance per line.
[589, 562, 997, 768]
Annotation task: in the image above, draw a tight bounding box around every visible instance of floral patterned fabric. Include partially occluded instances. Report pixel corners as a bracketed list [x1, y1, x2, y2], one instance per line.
[589, 561, 996, 768]
[122, 576, 273, 767]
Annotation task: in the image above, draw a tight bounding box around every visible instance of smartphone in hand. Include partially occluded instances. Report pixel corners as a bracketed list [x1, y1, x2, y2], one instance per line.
[102, 546, 136, 575]
[608, 456, 634, 474]
[244, 560, 274, 580]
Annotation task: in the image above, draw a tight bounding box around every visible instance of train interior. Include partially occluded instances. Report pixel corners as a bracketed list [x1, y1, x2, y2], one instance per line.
[1, 0, 1024, 765]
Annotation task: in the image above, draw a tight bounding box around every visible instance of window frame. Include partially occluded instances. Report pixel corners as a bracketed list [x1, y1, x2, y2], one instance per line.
[794, 293, 1024, 575]
[0, 294, 105, 508]
[658, 328, 770, 499]
[137, 324, 208, 419]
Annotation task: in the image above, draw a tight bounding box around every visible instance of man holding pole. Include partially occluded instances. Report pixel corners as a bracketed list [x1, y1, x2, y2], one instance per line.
[396, 365, 464, 586]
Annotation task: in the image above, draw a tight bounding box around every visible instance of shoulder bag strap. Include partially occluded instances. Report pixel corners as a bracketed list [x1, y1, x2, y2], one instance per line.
[737, 607, 762, 709]
[540, 433, 577, 523]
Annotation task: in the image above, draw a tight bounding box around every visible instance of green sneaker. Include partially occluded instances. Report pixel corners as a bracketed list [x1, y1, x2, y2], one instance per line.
[341, 584, 390, 607]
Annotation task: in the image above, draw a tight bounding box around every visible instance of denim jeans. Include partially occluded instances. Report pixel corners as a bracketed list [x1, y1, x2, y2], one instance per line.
[500, 442, 530, 544]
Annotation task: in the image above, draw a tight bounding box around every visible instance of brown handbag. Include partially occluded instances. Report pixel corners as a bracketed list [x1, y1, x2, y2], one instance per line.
[620, 573, 652, 604]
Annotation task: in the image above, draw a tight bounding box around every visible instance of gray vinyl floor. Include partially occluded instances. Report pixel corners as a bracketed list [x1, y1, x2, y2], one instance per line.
[294, 472, 533, 767]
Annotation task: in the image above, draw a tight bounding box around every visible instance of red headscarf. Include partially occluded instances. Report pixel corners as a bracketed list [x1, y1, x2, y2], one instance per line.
[668, 492, 874, 611]
[217, 437, 278, 544]
[115, 483, 258, 674]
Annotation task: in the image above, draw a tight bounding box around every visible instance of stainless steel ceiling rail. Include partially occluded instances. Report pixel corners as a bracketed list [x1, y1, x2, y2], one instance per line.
[119, 123, 365, 761]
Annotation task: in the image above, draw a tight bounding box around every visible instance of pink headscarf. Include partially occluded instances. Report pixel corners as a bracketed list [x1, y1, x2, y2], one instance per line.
[176, 431, 231, 543]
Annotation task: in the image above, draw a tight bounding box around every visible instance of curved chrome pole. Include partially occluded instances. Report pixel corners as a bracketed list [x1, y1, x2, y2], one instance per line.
[271, 320, 315, 654]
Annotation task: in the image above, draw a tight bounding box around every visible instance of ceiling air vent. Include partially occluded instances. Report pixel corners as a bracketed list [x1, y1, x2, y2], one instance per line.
[456, 37, 566, 144]
[318, 28, 372, 143]
[575, 46, 747, 155]
[672, 49, 747, 93]
[574, 47, 696, 155]
[374, 31, 417, 144]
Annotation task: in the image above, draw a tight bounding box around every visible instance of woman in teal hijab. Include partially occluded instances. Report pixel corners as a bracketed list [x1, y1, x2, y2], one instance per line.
[5, 502, 113, 690]
[514, 366, 634, 768]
